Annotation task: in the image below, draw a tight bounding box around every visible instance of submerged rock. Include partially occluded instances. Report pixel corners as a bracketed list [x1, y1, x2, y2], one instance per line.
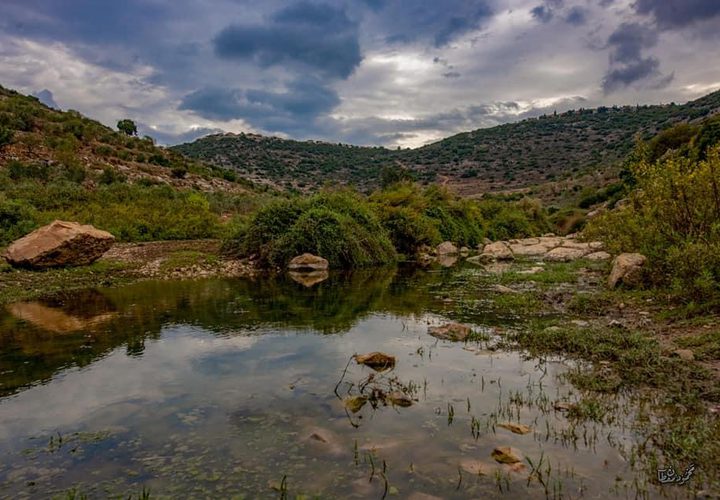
[288, 253, 329, 271]
[344, 396, 368, 413]
[388, 391, 413, 407]
[4, 220, 114, 269]
[354, 352, 396, 371]
[428, 322, 472, 341]
[607, 253, 646, 289]
[497, 422, 532, 435]
[491, 446, 523, 464]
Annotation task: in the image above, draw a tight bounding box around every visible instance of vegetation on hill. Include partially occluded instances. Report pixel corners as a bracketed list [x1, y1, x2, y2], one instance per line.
[0, 85, 270, 246]
[586, 115, 720, 311]
[173, 90, 720, 195]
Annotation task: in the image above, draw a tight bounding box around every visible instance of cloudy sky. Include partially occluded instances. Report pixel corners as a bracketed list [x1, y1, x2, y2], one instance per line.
[2, 0, 720, 147]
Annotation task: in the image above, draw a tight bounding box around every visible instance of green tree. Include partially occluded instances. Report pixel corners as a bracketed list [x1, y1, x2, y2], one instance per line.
[117, 119, 138, 136]
[0, 126, 13, 150]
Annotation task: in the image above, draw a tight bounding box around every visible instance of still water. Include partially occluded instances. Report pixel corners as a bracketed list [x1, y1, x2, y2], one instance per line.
[0, 267, 673, 498]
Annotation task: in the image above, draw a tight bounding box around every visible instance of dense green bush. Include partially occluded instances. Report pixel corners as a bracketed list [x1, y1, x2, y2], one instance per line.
[478, 197, 551, 239]
[586, 143, 720, 308]
[235, 190, 397, 268]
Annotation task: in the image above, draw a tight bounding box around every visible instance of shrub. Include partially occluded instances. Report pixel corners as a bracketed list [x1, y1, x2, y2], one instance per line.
[99, 167, 126, 185]
[586, 145, 720, 307]
[232, 190, 397, 268]
[0, 126, 13, 149]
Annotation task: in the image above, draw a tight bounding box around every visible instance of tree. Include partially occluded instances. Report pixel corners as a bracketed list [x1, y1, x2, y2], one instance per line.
[117, 119, 137, 136]
[0, 126, 13, 150]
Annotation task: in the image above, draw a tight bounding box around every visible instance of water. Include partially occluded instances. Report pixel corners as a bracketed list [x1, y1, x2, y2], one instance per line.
[0, 267, 677, 498]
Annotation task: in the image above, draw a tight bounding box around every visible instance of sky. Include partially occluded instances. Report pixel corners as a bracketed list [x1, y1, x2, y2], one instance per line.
[2, 0, 720, 148]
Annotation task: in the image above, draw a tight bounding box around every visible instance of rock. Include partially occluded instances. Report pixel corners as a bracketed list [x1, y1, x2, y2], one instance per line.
[588, 241, 604, 250]
[428, 322, 472, 341]
[305, 428, 344, 455]
[491, 446, 523, 464]
[289, 270, 329, 287]
[388, 391, 413, 407]
[344, 396, 368, 413]
[482, 241, 514, 260]
[607, 253, 647, 289]
[459, 246, 470, 256]
[544, 246, 589, 262]
[517, 237, 540, 246]
[354, 352, 396, 371]
[553, 401, 575, 412]
[585, 251, 611, 261]
[466, 254, 494, 265]
[497, 422, 532, 435]
[288, 253, 329, 271]
[542, 233, 556, 237]
[491, 284, 518, 294]
[483, 237, 492, 245]
[674, 349, 695, 361]
[571, 319, 589, 327]
[7, 301, 116, 334]
[4, 220, 114, 269]
[560, 241, 593, 250]
[538, 236, 564, 249]
[518, 266, 544, 275]
[436, 241, 458, 255]
[510, 243, 550, 256]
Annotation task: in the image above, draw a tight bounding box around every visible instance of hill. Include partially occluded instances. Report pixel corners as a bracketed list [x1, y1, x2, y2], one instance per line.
[0, 85, 251, 193]
[0, 85, 269, 246]
[172, 90, 720, 196]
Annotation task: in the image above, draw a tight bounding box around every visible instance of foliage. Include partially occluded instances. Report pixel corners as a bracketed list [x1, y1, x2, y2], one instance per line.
[0, 125, 13, 149]
[586, 132, 720, 308]
[117, 119, 137, 136]
[477, 196, 551, 240]
[234, 190, 397, 268]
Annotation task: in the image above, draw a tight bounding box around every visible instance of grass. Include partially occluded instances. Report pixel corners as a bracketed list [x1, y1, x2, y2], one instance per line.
[675, 330, 720, 361]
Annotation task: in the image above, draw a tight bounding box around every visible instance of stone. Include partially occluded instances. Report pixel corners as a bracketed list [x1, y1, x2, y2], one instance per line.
[544, 246, 589, 262]
[497, 422, 532, 435]
[510, 243, 549, 257]
[466, 254, 494, 265]
[437, 255, 458, 268]
[354, 352, 396, 371]
[459, 246, 470, 256]
[428, 322, 472, 341]
[517, 237, 540, 246]
[4, 220, 114, 269]
[483, 237, 492, 245]
[553, 401, 575, 412]
[459, 459, 495, 476]
[288, 253, 329, 271]
[491, 446, 523, 464]
[388, 391, 413, 407]
[674, 349, 695, 361]
[491, 284, 518, 294]
[437, 241, 458, 255]
[344, 396, 368, 413]
[482, 241, 514, 260]
[585, 251, 611, 261]
[607, 253, 647, 289]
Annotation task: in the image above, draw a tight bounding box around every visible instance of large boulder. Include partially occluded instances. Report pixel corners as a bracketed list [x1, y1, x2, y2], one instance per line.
[608, 253, 647, 288]
[482, 241, 514, 260]
[288, 253, 329, 271]
[544, 246, 589, 262]
[4, 220, 115, 269]
[436, 241, 458, 255]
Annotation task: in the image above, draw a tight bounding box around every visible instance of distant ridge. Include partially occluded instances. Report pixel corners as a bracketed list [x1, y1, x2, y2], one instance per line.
[172, 89, 720, 194]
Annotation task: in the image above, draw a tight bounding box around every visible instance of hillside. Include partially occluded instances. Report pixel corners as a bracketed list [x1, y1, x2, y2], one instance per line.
[0, 85, 251, 193]
[173, 90, 720, 195]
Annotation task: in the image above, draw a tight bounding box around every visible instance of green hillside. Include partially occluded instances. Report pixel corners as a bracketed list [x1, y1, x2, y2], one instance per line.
[173, 90, 720, 195]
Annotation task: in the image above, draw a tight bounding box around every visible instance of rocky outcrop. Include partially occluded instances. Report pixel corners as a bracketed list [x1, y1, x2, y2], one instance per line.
[4, 220, 115, 269]
[607, 253, 647, 289]
[480, 235, 606, 263]
[288, 253, 329, 271]
[436, 241, 458, 255]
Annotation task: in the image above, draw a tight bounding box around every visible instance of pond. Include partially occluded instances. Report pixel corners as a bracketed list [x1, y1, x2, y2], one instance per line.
[0, 265, 689, 498]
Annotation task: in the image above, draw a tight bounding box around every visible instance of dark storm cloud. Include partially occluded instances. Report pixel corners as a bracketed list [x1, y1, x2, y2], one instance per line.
[374, 0, 493, 47]
[564, 7, 587, 26]
[601, 22, 670, 94]
[137, 124, 224, 146]
[213, 2, 362, 79]
[531, 6, 554, 23]
[634, 0, 720, 29]
[180, 77, 340, 134]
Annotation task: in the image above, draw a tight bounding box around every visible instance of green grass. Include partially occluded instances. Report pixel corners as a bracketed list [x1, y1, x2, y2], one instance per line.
[676, 330, 720, 361]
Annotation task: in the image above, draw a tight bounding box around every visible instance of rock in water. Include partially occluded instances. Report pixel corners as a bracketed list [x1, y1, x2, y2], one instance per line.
[428, 322, 472, 341]
[497, 422, 532, 435]
[289, 270, 329, 287]
[491, 446, 523, 464]
[482, 241, 514, 260]
[607, 253, 647, 289]
[436, 241, 458, 255]
[354, 352, 396, 371]
[288, 253, 329, 271]
[4, 220, 114, 269]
